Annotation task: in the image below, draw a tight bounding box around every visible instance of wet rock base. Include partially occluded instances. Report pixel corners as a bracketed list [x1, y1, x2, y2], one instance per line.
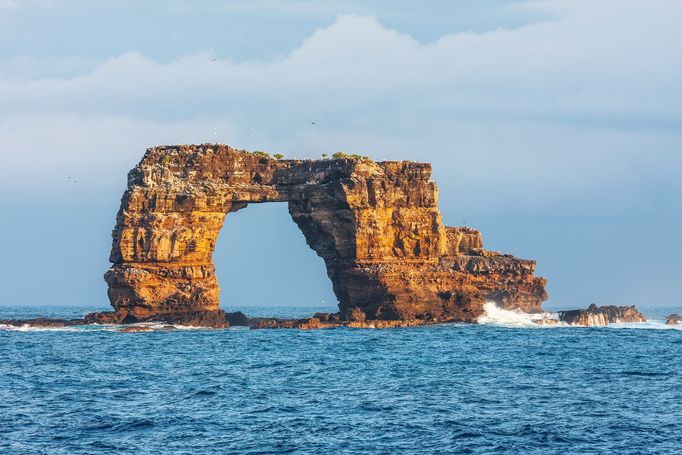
[3, 304, 650, 330]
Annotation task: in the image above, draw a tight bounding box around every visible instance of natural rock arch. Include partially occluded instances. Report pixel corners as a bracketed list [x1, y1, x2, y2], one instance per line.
[99, 144, 547, 325]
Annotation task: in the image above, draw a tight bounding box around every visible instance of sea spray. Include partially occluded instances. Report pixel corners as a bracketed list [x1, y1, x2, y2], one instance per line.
[477, 302, 559, 327]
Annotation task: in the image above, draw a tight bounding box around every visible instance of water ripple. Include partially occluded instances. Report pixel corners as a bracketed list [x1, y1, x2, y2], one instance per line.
[1, 306, 682, 454]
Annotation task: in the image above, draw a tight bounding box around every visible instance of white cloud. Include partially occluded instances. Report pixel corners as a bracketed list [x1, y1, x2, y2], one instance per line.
[0, 114, 242, 198]
[0, 4, 681, 211]
[0, 0, 19, 9]
[0, 1, 680, 309]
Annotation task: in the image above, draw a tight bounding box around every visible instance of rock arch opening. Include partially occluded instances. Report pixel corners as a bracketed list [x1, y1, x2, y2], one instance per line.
[213, 201, 336, 310]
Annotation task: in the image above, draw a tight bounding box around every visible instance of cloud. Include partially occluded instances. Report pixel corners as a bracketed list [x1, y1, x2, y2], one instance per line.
[0, 5, 680, 212]
[0, 0, 19, 9]
[0, 114, 243, 199]
[0, 1, 680, 309]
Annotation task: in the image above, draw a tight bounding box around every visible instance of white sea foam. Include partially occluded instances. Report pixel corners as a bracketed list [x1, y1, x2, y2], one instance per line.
[477, 302, 560, 327]
[609, 321, 682, 331]
[477, 302, 682, 330]
[0, 324, 95, 332]
[0, 322, 212, 332]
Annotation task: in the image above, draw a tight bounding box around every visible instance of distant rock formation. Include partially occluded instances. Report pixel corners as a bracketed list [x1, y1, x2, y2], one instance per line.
[558, 304, 646, 326]
[87, 144, 548, 327]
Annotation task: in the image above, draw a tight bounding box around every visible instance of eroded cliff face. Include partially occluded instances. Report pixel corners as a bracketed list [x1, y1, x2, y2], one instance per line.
[96, 144, 547, 326]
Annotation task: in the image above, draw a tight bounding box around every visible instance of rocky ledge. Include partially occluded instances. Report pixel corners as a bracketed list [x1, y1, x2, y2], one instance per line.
[3, 303, 651, 330]
[558, 304, 647, 326]
[0, 318, 88, 328]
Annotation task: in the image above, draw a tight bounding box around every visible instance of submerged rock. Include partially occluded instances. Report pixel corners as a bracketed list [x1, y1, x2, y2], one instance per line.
[559, 304, 646, 326]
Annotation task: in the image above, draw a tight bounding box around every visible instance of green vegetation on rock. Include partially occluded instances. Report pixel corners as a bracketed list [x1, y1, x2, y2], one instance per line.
[332, 151, 371, 160]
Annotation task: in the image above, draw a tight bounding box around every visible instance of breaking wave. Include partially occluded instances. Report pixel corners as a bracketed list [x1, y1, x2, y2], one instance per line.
[608, 321, 682, 331]
[477, 302, 558, 327]
[0, 322, 213, 332]
[0, 324, 78, 332]
[477, 302, 682, 330]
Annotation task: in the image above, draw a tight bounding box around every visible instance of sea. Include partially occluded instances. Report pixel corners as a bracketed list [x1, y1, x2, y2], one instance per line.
[1, 304, 681, 454]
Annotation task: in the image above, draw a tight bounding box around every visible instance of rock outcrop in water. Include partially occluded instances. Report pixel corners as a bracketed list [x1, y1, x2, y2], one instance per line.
[665, 314, 680, 325]
[558, 304, 646, 326]
[0, 318, 88, 328]
[84, 144, 548, 327]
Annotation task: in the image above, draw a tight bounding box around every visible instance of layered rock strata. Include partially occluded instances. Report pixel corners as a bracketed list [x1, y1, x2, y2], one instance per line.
[558, 304, 647, 326]
[89, 144, 548, 327]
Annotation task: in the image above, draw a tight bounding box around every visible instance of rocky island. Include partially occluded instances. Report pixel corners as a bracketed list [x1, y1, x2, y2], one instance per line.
[81, 144, 549, 328]
[2, 144, 648, 330]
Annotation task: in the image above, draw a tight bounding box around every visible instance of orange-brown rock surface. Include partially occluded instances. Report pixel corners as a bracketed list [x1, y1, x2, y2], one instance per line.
[89, 144, 548, 327]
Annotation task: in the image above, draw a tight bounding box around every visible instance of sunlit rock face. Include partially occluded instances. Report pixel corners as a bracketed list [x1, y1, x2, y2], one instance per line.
[102, 144, 548, 324]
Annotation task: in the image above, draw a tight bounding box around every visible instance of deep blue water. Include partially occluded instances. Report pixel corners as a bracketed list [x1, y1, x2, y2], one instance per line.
[2, 305, 682, 454]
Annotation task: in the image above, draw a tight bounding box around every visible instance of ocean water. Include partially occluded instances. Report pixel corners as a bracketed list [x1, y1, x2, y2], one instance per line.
[2, 305, 682, 454]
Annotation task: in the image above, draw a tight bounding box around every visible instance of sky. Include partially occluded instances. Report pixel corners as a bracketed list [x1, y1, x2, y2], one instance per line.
[0, 0, 680, 311]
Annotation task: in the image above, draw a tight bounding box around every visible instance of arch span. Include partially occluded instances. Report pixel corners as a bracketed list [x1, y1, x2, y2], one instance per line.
[97, 144, 547, 326]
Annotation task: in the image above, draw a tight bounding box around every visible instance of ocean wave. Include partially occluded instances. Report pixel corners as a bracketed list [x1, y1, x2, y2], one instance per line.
[476, 302, 559, 327]
[608, 321, 682, 331]
[477, 302, 682, 330]
[0, 324, 98, 332]
[0, 322, 211, 332]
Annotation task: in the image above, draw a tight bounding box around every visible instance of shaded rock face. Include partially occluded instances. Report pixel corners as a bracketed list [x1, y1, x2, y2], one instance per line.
[559, 304, 647, 326]
[100, 144, 548, 325]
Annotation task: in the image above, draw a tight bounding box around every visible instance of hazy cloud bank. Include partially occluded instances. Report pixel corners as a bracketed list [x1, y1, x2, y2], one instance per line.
[1, 4, 680, 213]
